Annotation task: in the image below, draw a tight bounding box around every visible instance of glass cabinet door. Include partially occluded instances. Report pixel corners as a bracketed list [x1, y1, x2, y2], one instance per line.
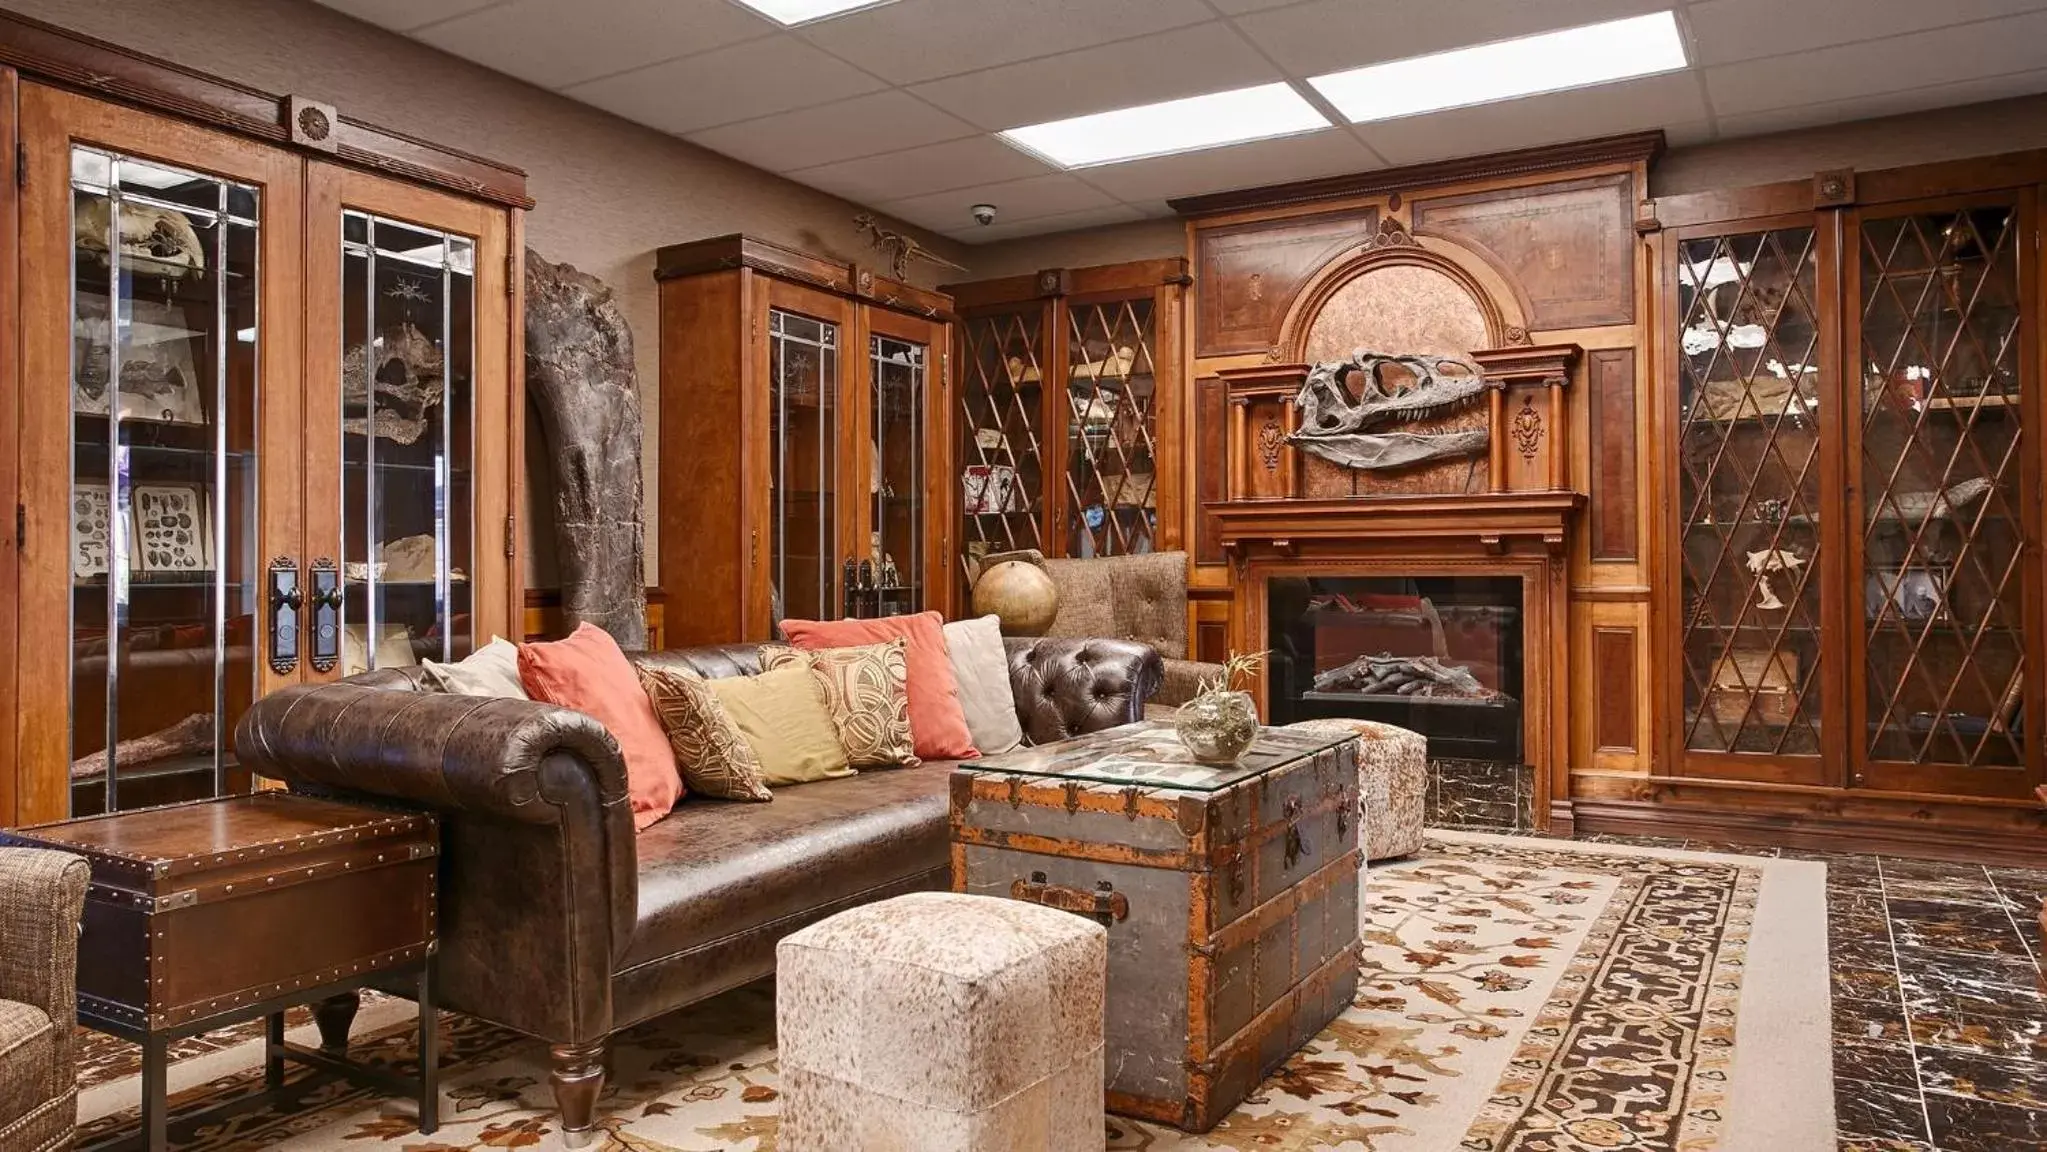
[338, 212, 476, 674]
[1065, 296, 1159, 558]
[1673, 224, 1827, 760]
[769, 308, 839, 624]
[869, 332, 926, 615]
[66, 146, 262, 814]
[1854, 199, 2030, 780]
[959, 308, 1046, 585]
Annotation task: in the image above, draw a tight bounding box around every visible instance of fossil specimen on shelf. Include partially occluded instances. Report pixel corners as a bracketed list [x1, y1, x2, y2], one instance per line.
[1745, 548, 1806, 610]
[853, 214, 966, 281]
[343, 322, 445, 445]
[1287, 349, 1492, 470]
[74, 200, 207, 279]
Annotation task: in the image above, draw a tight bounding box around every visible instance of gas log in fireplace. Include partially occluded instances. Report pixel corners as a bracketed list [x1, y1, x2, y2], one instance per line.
[1209, 345, 1582, 833]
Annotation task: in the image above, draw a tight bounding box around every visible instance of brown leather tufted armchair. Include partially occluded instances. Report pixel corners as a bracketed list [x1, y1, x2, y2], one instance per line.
[236, 635, 1159, 1146]
[1042, 550, 1224, 709]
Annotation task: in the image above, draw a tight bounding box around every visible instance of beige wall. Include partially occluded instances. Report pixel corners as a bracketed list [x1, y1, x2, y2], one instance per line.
[968, 93, 2047, 280]
[6, 0, 968, 586]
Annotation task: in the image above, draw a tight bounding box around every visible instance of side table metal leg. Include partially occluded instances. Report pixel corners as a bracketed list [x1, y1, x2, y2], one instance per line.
[265, 1011, 286, 1090]
[140, 1033, 169, 1152]
[417, 966, 439, 1135]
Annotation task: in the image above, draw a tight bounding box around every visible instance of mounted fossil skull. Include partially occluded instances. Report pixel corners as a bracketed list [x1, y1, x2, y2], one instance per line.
[343, 322, 445, 446]
[74, 199, 207, 279]
[1288, 349, 1494, 470]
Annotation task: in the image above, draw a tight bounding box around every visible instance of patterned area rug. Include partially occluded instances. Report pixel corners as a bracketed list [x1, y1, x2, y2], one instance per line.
[74, 833, 1829, 1151]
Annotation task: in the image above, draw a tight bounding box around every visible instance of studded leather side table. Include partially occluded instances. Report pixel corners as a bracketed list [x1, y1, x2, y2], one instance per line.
[0, 793, 439, 1151]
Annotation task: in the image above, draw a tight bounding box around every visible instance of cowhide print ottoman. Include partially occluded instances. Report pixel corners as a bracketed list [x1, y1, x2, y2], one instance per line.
[1284, 718, 1427, 862]
[776, 891, 1107, 1152]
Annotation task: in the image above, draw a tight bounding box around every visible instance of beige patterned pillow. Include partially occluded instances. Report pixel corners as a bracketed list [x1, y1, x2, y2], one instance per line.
[636, 666, 774, 801]
[759, 639, 919, 768]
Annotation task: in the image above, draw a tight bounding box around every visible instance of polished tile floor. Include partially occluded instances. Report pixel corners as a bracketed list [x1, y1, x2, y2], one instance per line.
[1574, 833, 2047, 1151]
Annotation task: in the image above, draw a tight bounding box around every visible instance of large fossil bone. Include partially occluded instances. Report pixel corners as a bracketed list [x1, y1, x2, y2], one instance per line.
[1288, 349, 1494, 470]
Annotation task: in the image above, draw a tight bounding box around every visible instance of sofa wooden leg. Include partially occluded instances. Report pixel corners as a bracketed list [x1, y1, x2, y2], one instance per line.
[550, 1040, 608, 1147]
[314, 991, 360, 1053]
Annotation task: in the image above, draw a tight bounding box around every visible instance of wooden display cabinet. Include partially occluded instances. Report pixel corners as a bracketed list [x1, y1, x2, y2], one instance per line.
[1, 16, 526, 827]
[653, 235, 954, 645]
[943, 259, 1189, 590]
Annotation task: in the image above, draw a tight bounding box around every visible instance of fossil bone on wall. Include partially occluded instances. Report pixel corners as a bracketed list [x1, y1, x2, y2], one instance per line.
[526, 250, 646, 649]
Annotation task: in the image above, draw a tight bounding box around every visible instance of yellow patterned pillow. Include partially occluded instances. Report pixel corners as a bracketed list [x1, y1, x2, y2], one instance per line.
[760, 639, 920, 768]
[636, 666, 774, 802]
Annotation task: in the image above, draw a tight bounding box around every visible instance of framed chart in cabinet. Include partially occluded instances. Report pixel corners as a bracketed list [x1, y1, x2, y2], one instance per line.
[302, 164, 517, 686]
[13, 83, 307, 823]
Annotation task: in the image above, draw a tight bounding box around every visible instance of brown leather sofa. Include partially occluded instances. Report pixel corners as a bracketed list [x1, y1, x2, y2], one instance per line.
[236, 635, 1160, 1145]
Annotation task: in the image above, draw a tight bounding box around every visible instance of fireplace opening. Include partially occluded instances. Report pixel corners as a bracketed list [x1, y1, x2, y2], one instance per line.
[1267, 575, 1524, 763]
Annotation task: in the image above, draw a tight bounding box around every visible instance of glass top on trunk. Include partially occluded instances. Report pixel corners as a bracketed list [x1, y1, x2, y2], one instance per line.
[964, 721, 1349, 792]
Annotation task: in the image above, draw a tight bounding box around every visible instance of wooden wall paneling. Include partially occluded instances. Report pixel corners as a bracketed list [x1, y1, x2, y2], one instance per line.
[506, 211, 526, 633]
[1593, 626, 1638, 752]
[16, 84, 305, 822]
[1193, 375, 1227, 565]
[1152, 277, 1185, 553]
[0, 65, 17, 825]
[1041, 298, 1069, 556]
[1587, 348, 1638, 561]
[1412, 174, 1636, 330]
[656, 270, 749, 644]
[1194, 207, 1377, 356]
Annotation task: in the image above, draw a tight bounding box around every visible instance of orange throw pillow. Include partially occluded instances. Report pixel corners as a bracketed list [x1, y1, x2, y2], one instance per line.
[518, 622, 683, 831]
[778, 612, 979, 761]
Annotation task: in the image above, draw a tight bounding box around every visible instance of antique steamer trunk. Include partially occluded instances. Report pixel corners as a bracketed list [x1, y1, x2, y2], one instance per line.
[0, 793, 436, 1034]
[950, 723, 1360, 1132]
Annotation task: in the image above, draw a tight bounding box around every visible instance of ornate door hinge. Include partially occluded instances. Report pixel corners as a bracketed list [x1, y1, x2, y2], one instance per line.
[504, 512, 517, 559]
[504, 252, 516, 297]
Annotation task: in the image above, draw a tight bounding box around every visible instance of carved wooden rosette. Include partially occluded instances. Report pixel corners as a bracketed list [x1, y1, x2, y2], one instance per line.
[1471, 344, 1578, 494]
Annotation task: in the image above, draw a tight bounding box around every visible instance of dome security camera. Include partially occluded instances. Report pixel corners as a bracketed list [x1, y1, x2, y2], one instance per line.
[970, 203, 998, 226]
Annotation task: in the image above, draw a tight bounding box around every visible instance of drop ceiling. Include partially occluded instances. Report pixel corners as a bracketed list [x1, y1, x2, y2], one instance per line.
[315, 0, 2047, 242]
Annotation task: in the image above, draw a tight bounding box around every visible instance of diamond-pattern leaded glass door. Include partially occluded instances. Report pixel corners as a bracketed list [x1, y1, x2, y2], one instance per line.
[1851, 195, 2037, 795]
[958, 306, 1049, 589]
[1673, 223, 1834, 769]
[1064, 295, 1159, 557]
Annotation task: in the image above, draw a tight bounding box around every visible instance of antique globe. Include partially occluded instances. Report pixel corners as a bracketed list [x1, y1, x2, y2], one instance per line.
[971, 560, 1060, 636]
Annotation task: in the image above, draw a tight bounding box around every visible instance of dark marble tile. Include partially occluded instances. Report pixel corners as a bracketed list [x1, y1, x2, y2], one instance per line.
[1682, 838, 1780, 857]
[1883, 875, 2009, 906]
[1837, 995, 1913, 1045]
[1836, 1138, 1935, 1152]
[1916, 1047, 2047, 1109]
[1897, 953, 2045, 1018]
[1881, 858, 1986, 884]
[1908, 1000, 2047, 1062]
[1831, 887, 1892, 920]
[1888, 900, 2033, 959]
[1834, 1039, 1921, 1088]
[1834, 922, 1905, 972]
[1835, 1077, 1934, 1144]
[1923, 1090, 2047, 1152]
[1836, 965, 1905, 1003]
[1426, 758, 1535, 833]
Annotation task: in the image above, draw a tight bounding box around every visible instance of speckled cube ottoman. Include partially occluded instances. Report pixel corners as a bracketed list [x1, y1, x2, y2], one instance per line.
[1283, 718, 1427, 862]
[775, 891, 1108, 1152]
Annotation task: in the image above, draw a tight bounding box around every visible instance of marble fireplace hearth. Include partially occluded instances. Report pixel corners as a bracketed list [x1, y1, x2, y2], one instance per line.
[1426, 757, 1538, 832]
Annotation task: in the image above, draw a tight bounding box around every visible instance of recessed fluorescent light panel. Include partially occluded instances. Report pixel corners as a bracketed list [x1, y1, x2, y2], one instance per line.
[1001, 83, 1329, 169]
[732, 0, 893, 26]
[1310, 11, 1688, 124]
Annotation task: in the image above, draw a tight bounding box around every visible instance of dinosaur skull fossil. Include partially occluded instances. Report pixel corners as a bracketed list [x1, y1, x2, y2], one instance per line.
[1287, 349, 1494, 470]
[343, 323, 446, 446]
[74, 199, 208, 279]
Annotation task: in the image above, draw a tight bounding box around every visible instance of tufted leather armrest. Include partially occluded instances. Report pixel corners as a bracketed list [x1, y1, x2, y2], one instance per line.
[235, 682, 636, 1043]
[1003, 636, 1163, 745]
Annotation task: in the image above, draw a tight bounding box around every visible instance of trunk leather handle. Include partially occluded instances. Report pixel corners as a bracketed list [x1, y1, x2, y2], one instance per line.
[1013, 872, 1129, 928]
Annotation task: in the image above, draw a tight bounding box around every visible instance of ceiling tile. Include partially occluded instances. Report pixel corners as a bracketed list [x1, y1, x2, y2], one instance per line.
[798, 0, 1215, 85]
[907, 22, 1280, 131]
[943, 203, 1146, 244]
[1713, 67, 2047, 139]
[787, 136, 1057, 205]
[1686, 0, 2047, 68]
[1356, 71, 1708, 166]
[1232, 0, 1664, 77]
[878, 174, 1119, 232]
[313, 0, 499, 33]
[686, 90, 979, 171]
[563, 35, 883, 134]
[1077, 128, 1376, 203]
[413, 0, 773, 90]
[1704, 10, 2047, 117]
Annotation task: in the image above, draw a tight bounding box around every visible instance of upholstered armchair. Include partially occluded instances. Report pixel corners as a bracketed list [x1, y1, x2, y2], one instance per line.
[1043, 551, 1224, 709]
[0, 847, 90, 1152]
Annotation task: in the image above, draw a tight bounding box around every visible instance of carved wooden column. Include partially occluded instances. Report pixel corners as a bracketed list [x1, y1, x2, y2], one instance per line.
[1217, 363, 1308, 500]
[1474, 344, 1580, 493]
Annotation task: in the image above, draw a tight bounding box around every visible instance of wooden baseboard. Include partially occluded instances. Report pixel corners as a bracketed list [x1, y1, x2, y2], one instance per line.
[1572, 799, 2047, 866]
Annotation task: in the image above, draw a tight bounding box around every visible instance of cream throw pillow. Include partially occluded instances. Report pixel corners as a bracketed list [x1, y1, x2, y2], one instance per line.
[942, 615, 1024, 755]
[759, 639, 919, 768]
[707, 664, 854, 786]
[421, 636, 527, 698]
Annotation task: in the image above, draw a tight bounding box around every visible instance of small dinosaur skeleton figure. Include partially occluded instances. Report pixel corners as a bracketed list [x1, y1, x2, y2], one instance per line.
[854, 214, 966, 281]
[1288, 349, 1495, 470]
[1745, 548, 1805, 610]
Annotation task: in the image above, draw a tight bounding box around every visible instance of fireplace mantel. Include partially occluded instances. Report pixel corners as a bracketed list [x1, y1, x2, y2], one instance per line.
[1209, 490, 1586, 560]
